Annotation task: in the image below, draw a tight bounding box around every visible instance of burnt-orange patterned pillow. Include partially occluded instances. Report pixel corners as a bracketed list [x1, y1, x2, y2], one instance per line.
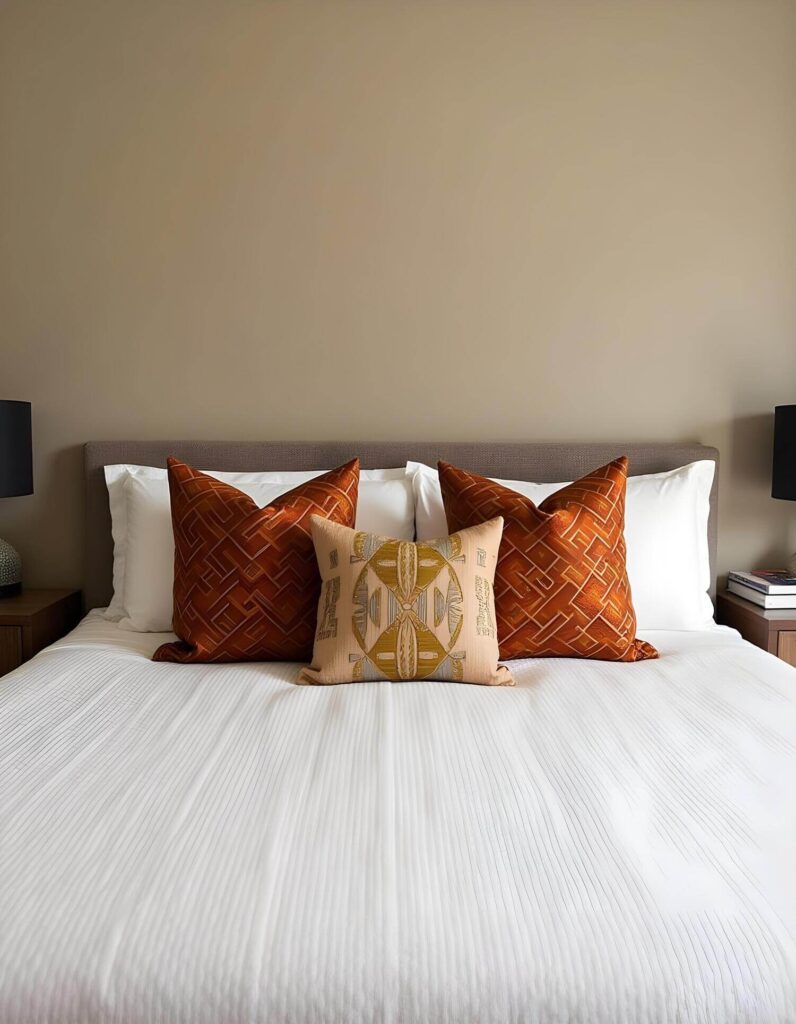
[439, 458, 657, 662]
[153, 458, 359, 663]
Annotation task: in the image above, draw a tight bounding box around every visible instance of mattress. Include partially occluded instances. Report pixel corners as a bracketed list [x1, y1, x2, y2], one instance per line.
[0, 613, 794, 1024]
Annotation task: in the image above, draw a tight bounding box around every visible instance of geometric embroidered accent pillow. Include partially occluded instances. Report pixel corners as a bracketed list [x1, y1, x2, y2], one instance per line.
[298, 515, 514, 685]
[439, 458, 658, 663]
[152, 458, 360, 664]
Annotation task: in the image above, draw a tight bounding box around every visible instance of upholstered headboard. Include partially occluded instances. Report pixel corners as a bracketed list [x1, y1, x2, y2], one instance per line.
[83, 440, 719, 611]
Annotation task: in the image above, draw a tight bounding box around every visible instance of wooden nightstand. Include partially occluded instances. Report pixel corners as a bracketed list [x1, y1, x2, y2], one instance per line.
[716, 591, 796, 668]
[0, 589, 82, 677]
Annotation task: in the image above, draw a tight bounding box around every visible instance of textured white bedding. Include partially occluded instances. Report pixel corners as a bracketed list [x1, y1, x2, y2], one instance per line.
[0, 613, 794, 1024]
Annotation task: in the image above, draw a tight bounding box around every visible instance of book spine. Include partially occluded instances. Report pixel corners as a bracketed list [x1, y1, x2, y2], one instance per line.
[727, 572, 769, 594]
[728, 581, 768, 606]
[727, 580, 796, 608]
[727, 571, 796, 595]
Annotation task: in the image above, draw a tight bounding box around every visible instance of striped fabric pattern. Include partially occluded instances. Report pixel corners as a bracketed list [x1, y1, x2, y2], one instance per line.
[1, 615, 795, 1022]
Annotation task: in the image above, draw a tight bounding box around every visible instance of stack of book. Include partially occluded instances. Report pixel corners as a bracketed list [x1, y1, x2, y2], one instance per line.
[727, 570, 796, 609]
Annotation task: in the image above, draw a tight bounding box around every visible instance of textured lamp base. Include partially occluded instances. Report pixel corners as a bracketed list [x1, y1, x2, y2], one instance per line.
[0, 537, 22, 598]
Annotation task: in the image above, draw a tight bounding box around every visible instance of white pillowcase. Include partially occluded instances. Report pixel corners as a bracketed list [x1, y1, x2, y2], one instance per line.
[407, 459, 715, 631]
[105, 465, 414, 632]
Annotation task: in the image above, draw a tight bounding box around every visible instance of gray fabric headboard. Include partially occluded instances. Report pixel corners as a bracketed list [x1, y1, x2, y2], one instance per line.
[83, 440, 719, 611]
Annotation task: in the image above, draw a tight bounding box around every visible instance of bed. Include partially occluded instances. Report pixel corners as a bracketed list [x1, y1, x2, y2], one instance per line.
[0, 441, 794, 1024]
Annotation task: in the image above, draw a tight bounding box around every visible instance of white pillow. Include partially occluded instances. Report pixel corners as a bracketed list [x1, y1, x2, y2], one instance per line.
[407, 459, 715, 631]
[105, 464, 414, 632]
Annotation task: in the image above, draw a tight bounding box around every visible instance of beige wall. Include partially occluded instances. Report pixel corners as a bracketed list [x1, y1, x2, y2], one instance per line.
[1, 0, 795, 593]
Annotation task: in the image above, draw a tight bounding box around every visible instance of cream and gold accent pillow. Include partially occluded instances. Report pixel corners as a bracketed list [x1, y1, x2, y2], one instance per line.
[298, 515, 513, 686]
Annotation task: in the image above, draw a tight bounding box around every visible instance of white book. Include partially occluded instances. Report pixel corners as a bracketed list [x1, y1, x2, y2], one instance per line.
[727, 579, 796, 609]
[727, 570, 796, 595]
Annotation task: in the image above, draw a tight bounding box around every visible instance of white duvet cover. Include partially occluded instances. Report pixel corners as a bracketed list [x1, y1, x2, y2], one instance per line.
[0, 614, 794, 1024]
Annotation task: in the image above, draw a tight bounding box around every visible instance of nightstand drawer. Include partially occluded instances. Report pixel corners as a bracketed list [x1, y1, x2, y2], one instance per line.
[777, 631, 796, 667]
[0, 590, 81, 678]
[717, 592, 796, 667]
[0, 626, 22, 675]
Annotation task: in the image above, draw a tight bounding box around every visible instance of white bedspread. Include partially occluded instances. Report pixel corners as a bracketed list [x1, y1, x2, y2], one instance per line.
[0, 613, 794, 1024]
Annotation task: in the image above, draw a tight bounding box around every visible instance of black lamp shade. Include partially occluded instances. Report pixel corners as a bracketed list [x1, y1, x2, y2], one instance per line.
[772, 404, 796, 501]
[0, 401, 33, 498]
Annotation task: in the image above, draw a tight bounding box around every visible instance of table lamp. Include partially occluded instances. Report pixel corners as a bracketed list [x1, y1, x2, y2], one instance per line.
[0, 401, 33, 597]
[772, 403, 796, 574]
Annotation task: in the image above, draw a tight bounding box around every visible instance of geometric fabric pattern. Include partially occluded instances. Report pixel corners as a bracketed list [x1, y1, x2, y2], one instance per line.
[152, 458, 360, 664]
[298, 515, 513, 685]
[439, 458, 658, 663]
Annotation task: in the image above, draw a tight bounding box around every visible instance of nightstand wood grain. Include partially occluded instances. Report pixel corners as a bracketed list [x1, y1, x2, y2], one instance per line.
[0, 589, 82, 677]
[0, 628, 22, 675]
[716, 592, 796, 668]
[778, 631, 796, 666]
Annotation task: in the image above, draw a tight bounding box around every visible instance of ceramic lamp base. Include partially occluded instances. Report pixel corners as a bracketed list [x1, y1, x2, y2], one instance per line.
[0, 536, 22, 597]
